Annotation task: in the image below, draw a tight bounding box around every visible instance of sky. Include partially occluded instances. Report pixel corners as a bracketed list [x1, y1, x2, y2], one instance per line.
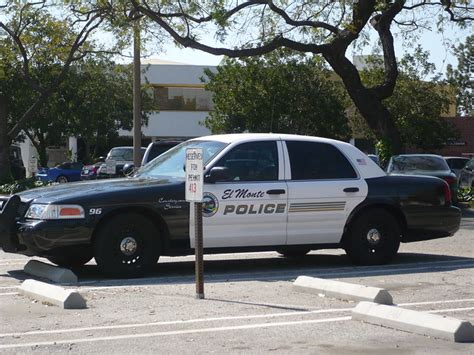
[139, 24, 470, 77]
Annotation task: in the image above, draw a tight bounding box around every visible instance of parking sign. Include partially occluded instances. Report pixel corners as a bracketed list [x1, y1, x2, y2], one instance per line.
[185, 148, 203, 202]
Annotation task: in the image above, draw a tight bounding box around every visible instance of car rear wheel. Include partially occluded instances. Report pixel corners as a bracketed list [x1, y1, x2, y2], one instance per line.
[56, 175, 68, 183]
[344, 210, 400, 265]
[93, 213, 161, 278]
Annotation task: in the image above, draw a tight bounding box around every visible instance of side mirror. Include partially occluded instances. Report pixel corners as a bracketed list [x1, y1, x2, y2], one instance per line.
[204, 167, 230, 183]
[123, 163, 135, 176]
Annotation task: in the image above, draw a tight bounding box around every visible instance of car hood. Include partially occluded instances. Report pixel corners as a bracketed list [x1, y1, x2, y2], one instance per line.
[17, 177, 180, 204]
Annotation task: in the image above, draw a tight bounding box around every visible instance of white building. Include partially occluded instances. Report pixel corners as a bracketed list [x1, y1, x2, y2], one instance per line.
[118, 59, 216, 140]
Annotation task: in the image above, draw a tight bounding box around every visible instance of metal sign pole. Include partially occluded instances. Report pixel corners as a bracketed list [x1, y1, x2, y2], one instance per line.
[185, 147, 205, 300]
[194, 202, 204, 299]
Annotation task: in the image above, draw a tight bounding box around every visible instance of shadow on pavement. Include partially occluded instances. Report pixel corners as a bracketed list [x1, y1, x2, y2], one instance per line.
[7, 251, 473, 287]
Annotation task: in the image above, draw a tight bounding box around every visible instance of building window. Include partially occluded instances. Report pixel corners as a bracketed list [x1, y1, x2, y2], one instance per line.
[153, 86, 214, 111]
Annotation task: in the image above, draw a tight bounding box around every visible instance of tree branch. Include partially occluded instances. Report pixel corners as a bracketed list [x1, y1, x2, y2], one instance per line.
[132, 1, 330, 57]
[369, 0, 405, 99]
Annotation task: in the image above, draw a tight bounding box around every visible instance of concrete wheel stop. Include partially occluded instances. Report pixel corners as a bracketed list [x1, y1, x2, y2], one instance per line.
[352, 301, 474, 343]
[23, 260, 78, 284]
[293, 276, 393, 305]
[19, 279, 86, 309]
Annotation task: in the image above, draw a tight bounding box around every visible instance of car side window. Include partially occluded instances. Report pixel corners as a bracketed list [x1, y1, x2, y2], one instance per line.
[286, 141, 357, 180]
[215, 141, 279, 181]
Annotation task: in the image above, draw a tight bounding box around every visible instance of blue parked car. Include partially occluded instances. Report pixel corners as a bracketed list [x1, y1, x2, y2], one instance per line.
[36, 162, 84, 183]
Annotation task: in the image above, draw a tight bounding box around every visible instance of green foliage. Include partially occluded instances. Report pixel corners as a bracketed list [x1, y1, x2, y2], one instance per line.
[446, 35, 474, 116]
[204, 51, 350, 139]
[0, 178, 52, 195]
[375, 139, 393, 166]
[457, 187, 474, 203]
[353, 48, 459, 151]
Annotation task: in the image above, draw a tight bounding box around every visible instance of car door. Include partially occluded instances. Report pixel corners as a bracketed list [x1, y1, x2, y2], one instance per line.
[283, 140, 367, 245]
[195, 140, 288, 248]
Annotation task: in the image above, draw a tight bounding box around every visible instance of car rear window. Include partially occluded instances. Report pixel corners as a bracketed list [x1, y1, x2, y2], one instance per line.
[147, 144, 178, 162]
[286, 141, 357, 180]
[390, 156, 449, 172]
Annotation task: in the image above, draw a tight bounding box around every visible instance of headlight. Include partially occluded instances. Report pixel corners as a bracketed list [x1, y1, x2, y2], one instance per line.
[25, 204, 85, 220]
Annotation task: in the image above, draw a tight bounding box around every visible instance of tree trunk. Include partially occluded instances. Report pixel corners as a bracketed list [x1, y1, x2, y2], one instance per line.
[323, 50, 404, 154]
[0, 94, 12, 183]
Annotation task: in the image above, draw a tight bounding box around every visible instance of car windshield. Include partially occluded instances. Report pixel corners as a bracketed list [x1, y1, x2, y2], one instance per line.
[135, 140, 227, 179]
[108, 148, 134, 161]
[389, 156, 449, 173]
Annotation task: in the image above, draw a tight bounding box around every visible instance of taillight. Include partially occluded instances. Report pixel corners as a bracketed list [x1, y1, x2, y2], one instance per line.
[443, 176, 456, 186]
[443, 180, 452, 205]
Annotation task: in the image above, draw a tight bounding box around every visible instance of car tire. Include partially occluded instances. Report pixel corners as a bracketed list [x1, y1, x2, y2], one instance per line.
[93, 213, 161, 278]
[56, 175, 68, 183]
[344, 209, 400, 265]
[277, 248, 310, 258]
[47, 251, 93, 269]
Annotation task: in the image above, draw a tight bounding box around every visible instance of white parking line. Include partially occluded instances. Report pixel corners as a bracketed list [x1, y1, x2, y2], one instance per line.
[427, 307, 474, 314]
[0, 316, 352, 350]
[1, 298, 473, 340]
[0, 307, 354, 338]
[0, 292, 18, 296]
[398, 299, 474, 306]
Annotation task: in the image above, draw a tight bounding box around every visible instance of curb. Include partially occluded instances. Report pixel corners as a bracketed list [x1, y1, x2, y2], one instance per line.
[24, 260, 78, 284]
[293, 276, 393, 304]
[19, 279, 86, 309]
[352, 301, 474, 342]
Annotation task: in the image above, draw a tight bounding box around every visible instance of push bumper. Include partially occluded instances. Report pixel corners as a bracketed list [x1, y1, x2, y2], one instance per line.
[0, 195, 22, 252]
[402, 205, 462, 242]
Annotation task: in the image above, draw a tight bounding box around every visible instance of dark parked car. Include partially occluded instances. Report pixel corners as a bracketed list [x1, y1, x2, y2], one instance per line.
[387, 154, 458, 203]
[10, 145, 26, 180]
[122, 141, 183, 175]
[459, 158, 474, 188]
[444, 157, 470, 180]
[36, 162, 84, 183]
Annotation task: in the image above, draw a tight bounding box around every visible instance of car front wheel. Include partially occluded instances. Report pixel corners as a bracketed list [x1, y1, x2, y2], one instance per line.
[93, 213, 161, 278]
[344, 209, 401, 265]
[56, 175, 68, 183]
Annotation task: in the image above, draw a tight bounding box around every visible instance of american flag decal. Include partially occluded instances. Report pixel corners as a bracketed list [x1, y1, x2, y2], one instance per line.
[357, 158, 367, 165]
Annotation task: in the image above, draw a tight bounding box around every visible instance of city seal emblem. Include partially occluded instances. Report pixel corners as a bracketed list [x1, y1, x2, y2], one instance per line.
[202, 192, 219, 217]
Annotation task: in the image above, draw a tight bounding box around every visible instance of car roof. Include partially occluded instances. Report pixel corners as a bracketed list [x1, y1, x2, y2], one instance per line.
[392, 154, 443, 159]
[110, 146, 146, 150]
[191, 133, 348, 146]
[444, 156, 469, 160]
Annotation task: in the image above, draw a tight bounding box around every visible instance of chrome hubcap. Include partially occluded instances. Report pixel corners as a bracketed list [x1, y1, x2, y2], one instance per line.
[120, 237, 137, 256]
[366, 228, 381, 245]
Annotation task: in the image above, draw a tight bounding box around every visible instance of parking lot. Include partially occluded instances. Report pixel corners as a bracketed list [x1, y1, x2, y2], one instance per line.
[0, 208, 473, 353]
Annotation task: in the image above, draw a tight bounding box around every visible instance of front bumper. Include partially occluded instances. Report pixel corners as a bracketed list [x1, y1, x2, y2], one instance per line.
[402, 205, 461, 242]
[0, 196, 92, 256]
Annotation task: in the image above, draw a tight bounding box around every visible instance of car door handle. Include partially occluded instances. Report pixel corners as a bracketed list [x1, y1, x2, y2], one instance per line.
[343, 187, 359, 193]
[266, 189, 286, 195]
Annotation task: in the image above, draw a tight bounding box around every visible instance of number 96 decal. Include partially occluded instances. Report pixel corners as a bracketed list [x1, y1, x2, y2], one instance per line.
[89, 208, 102, 215]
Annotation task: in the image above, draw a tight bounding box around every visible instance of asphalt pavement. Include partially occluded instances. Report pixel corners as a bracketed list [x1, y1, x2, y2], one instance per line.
[0, 207, 473, 353]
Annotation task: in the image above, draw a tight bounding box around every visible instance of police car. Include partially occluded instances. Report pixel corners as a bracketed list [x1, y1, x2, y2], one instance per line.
[0, 134, 461, 277]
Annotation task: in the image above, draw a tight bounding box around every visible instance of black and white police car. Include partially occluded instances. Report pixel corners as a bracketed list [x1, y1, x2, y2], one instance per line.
[0, 134, 461, 277]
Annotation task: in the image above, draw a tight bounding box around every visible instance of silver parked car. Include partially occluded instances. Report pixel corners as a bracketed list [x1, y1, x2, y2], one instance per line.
[459, 158, 474, 188]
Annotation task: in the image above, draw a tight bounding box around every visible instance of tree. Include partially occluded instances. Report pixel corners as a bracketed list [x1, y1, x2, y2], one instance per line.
[20, 57, 154, 166]
[350, 48, 458, 161]
[125, 0, 472, 155]
[0, 2, 108, 182]
[204, 51, 349, 139]
[447, 35, 473, 116]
